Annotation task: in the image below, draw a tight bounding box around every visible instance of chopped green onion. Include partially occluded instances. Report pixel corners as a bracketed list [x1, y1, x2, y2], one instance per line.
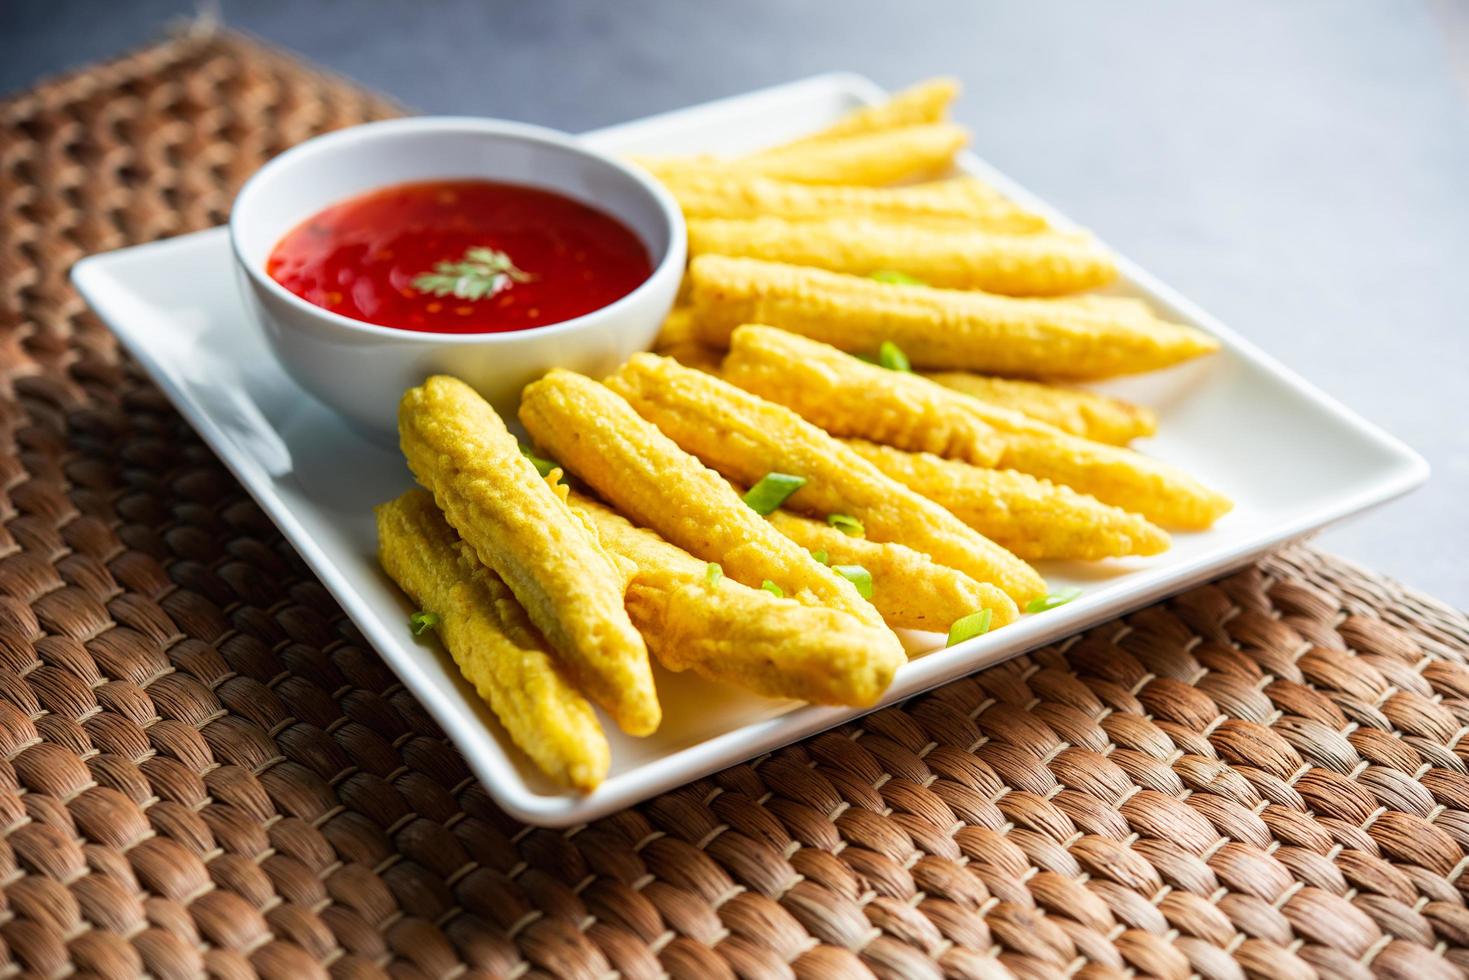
[519, 443, 557, 478]
[833, 564, 873, 600]
[871, 269, 927, 286]
[1026, 587, 1083, 614]
[827, 513, 865, 538]
[854, 353, 879, 365]
[878, 341, 911, 372]
[946, 608, 993, 647]
[705, 562, 723, 585]
[409, 611, 440, 636]
[810, 549, 830, 566]
[761, 580, 784, 598]
[743, 472, 807, 515]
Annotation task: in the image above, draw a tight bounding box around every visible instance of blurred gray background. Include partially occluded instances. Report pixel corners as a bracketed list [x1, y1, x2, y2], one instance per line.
[4, 0, 1467, 605]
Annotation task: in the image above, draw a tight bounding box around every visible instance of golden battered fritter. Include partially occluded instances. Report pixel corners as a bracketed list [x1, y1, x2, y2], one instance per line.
[766, 510, 1016, 631]
[398, 376, 659, 736]
[517, 370, 899, 645]
[376, 490, 609, 790]
[637, 123, 968, 187]
[687, 216, 1116, 296]
[844, 441, 1170, 561]
[660, 172, 1048, 232]
[690, 256, 1219, 379]
[605, 353, 1041, 607]
[923, 372, 1156, 445]
[570, 492, 902, 707]
[722, 327, 1232, 530]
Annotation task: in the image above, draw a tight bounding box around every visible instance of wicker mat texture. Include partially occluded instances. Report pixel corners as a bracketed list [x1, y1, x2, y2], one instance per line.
[1, 30, 1467, 980]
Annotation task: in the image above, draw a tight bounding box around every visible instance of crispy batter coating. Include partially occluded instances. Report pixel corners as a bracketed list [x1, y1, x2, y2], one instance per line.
[766, 510, 1015, 631]
[660, 172, 1048, 233]
[747, 123, 968, 184]
[844, 441, 1169, 560]
[568, 493, 901, 707]
[398, 376, 659, 736]
[605, 353, 1040, 608]
[376, 490, 609, 790]
[991, 427, 1232, 530]
[762, 78, 961, 148]
[652, 307, 724, 373]
[637, 123, 969, 187]
[723, 328, 1232, 530]
[689, 256, 1219, 379]
[654, 306, 699, 349]
[1062, 294, 1163, 324]
[657, 342, 724, 374]
[518, 370, 896, 645]
[722, 326, 1003, 465]
[687, 217, 1116, 296]
[923, 372, 1156, 445]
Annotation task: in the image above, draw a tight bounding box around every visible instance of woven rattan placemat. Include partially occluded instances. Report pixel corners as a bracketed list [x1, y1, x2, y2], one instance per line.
[1, 31, 1466, 980]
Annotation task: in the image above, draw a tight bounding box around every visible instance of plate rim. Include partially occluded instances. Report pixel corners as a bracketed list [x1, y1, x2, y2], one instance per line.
[71, 72, 1429, 826]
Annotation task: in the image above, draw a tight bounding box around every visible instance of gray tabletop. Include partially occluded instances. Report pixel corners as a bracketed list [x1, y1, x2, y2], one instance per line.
[5, 0, 1468, 606]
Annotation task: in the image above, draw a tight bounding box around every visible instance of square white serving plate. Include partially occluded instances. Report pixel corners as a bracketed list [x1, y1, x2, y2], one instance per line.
[73, 73, 1428, 826]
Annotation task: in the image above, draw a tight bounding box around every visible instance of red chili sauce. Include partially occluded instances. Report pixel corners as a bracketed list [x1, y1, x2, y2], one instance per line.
[267, 179, 652, 333]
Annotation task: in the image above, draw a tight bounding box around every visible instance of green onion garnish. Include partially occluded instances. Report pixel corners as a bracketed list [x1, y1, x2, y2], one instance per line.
[1026, 588, 1083, 614]
[827, 513, 865, 537]
[743, 472, 807, 515]
[519, 443, 557, 478]
[833, 564, 873, 599]
[946, 608, 992, 647]
[810, 549, 829, 565]
[878, 341, 911, 372]
[705, 562, 723, 585]
[409, 611, 440, 636]
[871, 269, 927, 286]
[761, 580, 784, 598]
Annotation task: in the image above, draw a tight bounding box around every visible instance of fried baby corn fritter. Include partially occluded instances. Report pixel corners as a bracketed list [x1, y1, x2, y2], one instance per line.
[922, 372, 1157, 445]
[722, 326, 1003, 465]
[747, 123, 968, 184]
[605, 353, 1040, 608]
[761, 77, 960, 149]
[844, 441, 1169, 561]
[766, 510, 1015, 631]
[376, 490, 609, 790]
[660, 172, 1048, 233]
[517, 370, 897, 643]
[689, 256, 1219, 379]
[569, 493, 901, 706]
[991, 426, 1233, 530]
[687, 217, 1116, 296]
[722, 327, 1232, 530]
[638, 123, 969, 187]
[398, 376, 659, 736]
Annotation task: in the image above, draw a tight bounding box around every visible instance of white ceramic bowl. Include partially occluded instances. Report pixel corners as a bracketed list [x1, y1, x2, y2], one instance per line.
[230, 117, 686, 440]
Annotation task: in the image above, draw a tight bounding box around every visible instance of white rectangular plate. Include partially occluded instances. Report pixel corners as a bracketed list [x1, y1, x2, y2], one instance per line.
[73, 73, 1427, 826]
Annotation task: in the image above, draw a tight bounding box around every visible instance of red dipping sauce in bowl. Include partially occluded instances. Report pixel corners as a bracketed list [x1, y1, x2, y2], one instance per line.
[267, 179, 653, 334]
[230, 115, 685, 439]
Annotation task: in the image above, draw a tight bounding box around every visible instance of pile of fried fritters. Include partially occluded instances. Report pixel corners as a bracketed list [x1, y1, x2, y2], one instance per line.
[378, 80, 1230, 790]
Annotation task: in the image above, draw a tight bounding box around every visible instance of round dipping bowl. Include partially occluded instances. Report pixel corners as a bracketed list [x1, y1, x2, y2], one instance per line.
[229, 116, 686, 440]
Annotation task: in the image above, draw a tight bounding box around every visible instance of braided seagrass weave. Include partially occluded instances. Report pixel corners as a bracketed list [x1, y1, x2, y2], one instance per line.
[1, 30, 1466, 980]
